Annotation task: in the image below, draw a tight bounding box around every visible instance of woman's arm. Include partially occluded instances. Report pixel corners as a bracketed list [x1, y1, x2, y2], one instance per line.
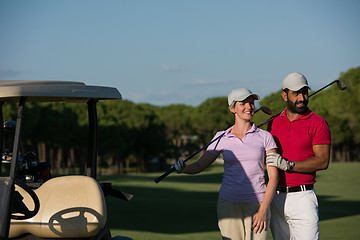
[252, 148, 279, 234]
[183, 151, 219, 174]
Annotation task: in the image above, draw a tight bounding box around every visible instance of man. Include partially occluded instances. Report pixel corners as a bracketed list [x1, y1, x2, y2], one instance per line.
[266, 72, 331, 240]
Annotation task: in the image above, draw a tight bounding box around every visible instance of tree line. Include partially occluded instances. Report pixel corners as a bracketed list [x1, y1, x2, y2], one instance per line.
[2, 66, 359, 174]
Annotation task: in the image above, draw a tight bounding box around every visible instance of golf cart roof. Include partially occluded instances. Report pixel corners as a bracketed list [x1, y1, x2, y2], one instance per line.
[0, 80, 122, 102]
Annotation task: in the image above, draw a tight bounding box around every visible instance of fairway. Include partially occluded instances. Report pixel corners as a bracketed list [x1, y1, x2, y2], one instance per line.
[100, 162, 360, 240]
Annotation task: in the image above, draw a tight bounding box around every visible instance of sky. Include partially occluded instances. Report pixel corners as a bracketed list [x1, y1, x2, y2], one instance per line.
[1, 0, 359, 106]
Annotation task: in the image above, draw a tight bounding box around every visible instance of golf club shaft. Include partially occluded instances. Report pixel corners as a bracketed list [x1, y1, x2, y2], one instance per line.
[155, 106, 272, 183]
[257, 112, 281, 128]
[254, 108, 261, 114]
[155, 132, 225, 183]
[308, 80, 339, 98]
[258, 80, 344, 128]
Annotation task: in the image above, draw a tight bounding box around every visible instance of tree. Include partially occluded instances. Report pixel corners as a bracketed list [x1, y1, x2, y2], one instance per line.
[156, 104, 195, 160]
[254, 90, 286, 129]
[98, 100, 167, 172]
[192, 97, 233, 146]
[310, 66, 360, 161]
[3, 66, 358, 176]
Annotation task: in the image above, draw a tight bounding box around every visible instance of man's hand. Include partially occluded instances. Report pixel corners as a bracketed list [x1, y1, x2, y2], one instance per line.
[173, 159, 187, 173]
[266, 152, 288, 171]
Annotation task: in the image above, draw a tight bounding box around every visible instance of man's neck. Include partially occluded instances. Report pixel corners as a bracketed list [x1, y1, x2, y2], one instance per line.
[286, 109, 302, 122]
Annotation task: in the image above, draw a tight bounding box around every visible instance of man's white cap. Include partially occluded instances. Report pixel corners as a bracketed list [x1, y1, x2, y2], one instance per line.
[282, 72, 312, 91]
[227, 88, 260, 106]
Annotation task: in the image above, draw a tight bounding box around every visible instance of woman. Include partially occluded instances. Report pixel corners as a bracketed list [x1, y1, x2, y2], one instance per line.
[174, 88, 278, 240]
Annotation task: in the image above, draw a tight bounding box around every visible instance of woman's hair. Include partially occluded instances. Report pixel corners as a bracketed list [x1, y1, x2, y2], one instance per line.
[229, 101, 237, 109]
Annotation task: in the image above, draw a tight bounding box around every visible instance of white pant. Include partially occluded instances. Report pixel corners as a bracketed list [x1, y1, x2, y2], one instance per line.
[270, 189, 319, 240]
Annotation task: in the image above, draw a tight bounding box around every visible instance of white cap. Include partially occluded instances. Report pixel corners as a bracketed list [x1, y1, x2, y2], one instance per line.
[227, 88, 260, 106]
[282, 72, 311, 91]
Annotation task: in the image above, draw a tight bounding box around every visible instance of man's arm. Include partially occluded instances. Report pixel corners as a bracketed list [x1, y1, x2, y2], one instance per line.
[266, 144, 331, 173]
[290, 144, 330, 173]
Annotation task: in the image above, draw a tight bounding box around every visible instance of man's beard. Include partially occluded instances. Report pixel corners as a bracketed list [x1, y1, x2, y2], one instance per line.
[287, 99, 308, 115]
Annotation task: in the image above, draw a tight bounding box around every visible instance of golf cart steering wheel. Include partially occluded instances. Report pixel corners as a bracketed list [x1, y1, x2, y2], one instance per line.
[11, 178, 40, 220]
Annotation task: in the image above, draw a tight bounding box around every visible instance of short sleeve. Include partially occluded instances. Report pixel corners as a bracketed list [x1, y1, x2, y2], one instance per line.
[262, 130, 277, 152]
[312, 119, 331, 146]
[207, 131, 225, 155]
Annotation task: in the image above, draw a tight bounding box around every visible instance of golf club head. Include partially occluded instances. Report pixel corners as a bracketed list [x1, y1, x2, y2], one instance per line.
[260, 106, 272, 115]
[254, 106, 272, 115]
[336, 80, 347, 90]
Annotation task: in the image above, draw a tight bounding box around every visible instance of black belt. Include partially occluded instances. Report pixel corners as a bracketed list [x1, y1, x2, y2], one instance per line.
[277, 184, 314, 193]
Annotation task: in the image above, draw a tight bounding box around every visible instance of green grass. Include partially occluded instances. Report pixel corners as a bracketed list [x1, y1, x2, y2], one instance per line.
[315, 162, 360, 239]
[99, 162, 360, 240]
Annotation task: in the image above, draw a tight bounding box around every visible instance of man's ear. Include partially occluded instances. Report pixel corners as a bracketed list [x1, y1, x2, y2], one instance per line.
[282, 91, 288, 101]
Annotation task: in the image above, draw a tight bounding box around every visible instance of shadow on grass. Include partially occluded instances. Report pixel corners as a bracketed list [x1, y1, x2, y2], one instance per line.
[106, 185, 219, 234]
[318, 195, 360, 221]
[104, 172, 222, 234]
[103, 170, 360, 235]
[106, 174, 222, 184]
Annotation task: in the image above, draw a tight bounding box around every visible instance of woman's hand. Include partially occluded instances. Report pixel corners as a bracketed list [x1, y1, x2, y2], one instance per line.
[252, 208, 267, 234]
[173, 159, 187, 173]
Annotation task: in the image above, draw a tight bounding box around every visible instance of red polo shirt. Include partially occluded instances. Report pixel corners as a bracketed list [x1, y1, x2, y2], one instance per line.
[268, 108, 331, 187]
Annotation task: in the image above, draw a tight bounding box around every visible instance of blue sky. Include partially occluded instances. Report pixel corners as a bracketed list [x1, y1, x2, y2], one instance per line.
[1, 0, 359, 106]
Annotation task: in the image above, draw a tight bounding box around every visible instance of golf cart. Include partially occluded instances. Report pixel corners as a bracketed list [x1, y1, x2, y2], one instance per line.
[0, 80, 133, 240]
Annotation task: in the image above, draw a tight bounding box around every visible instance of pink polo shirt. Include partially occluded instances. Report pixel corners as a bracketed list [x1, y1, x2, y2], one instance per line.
[268, 108, 331, 187]
[207, 124, 277, 203]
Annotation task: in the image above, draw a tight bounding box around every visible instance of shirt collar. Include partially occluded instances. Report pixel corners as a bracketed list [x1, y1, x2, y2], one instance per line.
[224, 123, 258, 137]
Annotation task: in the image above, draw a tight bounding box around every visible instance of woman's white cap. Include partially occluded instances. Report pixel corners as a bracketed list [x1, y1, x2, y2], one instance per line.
[227, 88, 260, 106]
[282, 72, 312, 91]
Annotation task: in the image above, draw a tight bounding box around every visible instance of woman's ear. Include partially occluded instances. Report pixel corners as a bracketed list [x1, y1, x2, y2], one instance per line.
[229, 105, 236, 114]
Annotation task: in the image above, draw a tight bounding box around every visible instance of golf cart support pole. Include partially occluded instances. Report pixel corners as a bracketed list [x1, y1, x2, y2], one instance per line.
[86, 99, 134, 201]
[258, 79, 347, 128]
[0, 102, 3, 172]
[87, 99, 98, 179]
[0, 97, 27, 240]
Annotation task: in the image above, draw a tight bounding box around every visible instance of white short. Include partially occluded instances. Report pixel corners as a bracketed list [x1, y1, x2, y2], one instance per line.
[270, 189, 319, 240]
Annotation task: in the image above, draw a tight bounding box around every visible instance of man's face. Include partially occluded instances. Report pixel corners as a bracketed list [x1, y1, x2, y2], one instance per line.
[282, 87, 309, 114]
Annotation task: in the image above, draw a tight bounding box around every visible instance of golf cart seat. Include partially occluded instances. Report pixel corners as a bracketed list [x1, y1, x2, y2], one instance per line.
[9, 175, 107, 239]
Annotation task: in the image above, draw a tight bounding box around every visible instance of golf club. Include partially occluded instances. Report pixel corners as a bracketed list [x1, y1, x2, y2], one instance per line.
[308, 79, 347, 97]
[257, 79, 347, 128]
[254, 106, 272, 115]
[154, 131, 225, 183]
[155, 105, 272, 183]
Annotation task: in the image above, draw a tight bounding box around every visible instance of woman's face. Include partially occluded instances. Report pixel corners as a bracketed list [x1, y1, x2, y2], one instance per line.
[230, 96, 255, 121]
